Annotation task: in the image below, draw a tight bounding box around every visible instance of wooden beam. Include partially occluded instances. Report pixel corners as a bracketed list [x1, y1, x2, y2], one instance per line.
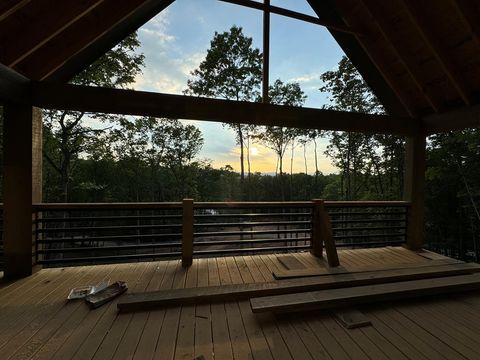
[262, 0, 270, 103]
[306, 0, 410, 117]
[117, 263, 480, 312]
[423, 104, 480, 134]
[16, 0, 174, 81]
[219, 0, 360, 35]
[0, 63, 30, 104]
[400, 0, 473, 105]
[31, 81, 419, 135]
[0, 0, 31, 23]
[359, 0, 442, 113]
[250, 273, 480, 313]
[0, 0, 103, 67]
[404, 134, 426, 250]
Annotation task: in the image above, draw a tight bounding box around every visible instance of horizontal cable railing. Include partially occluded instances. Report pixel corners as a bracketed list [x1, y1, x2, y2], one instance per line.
[34, 203, 183, 266]
[192, 202, 313, 257]
[27, 200, 410, 267]
[325, 201, 408, 248]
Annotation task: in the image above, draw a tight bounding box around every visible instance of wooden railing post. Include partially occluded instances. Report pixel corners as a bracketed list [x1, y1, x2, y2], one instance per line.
[311, 199, 323, 258]
[311, 199, 339, 267]
[182, 198, 194, 267]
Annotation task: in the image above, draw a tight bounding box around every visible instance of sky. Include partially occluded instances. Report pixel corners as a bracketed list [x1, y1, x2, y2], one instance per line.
[132, 0, 346, 174]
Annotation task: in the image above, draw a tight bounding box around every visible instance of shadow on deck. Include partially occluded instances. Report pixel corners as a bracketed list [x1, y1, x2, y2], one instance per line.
[1, 247, 480, 359]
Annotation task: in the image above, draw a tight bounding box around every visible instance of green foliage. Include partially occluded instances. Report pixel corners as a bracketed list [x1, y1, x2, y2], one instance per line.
[185, 25, 262, 101]
[185, 26, 263, 188]
[320, 56, 404, 200]
[43, 33, 145, 201]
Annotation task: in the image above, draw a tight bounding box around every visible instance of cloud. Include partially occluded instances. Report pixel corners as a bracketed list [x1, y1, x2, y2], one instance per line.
[139, 10, 175, 45]
[288, 72, 323, 83]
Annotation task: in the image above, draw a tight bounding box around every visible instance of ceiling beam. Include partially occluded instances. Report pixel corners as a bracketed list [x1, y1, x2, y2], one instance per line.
[0, 0, 104, 67]
[31, 82, 419, 136]
[400, 0, 473, 105]
[359, 0, 442, 113]
[0, 63, 30, 104]
[219, 0, 360, 35]
[423, 104, 480, 134]
[306, 0, 410, 117]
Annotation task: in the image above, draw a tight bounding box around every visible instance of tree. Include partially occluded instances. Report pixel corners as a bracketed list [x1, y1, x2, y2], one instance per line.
[185, 26, 263, 193]
[162, 120, 204, 198]
[254, 79, 306, 199]
[320, 56, 404, 200]
[43, 33, 145, 201]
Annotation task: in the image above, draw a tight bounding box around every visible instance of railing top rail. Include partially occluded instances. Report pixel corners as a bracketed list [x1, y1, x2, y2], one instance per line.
[193, 201, 313, 209]
[30, 200, 411, 211]
[33, 202, 182, 210]
[324, 201, 411, 207]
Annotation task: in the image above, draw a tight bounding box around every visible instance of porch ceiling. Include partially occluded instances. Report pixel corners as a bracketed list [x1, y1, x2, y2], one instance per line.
[1, 1, 480, 132]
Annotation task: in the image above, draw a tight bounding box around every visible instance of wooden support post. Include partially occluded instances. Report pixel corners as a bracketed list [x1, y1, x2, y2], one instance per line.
[182, 198, 194, 267]
[311, 199, 323, 258]
[3, 105, 43, 279]
[404, 134, 426, 250]
[262, 0, 270, 103]
[312, 199, 339, 267]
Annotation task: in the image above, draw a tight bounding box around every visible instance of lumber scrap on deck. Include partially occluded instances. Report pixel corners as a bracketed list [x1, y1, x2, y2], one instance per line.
[117, 262, 480, 312]
[335, 309, 372, 329]
[273, 258, 462, 279]
[250, 273, 480, 313]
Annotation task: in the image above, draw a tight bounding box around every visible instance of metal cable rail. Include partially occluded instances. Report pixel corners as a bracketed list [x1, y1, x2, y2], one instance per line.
[29, 201, 410, 266]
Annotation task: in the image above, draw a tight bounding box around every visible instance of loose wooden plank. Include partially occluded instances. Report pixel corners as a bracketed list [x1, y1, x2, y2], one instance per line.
[415, 249, 450, 260]
[250, 273, 480, 313]
[334, 309, 371, 329]
[118, 262, 480, 311]
[273, 258, 462, 279]
[277, 254, 307, 270]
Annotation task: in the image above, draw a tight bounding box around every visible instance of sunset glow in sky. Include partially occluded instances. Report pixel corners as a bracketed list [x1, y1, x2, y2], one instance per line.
[134, 0, 346, 174]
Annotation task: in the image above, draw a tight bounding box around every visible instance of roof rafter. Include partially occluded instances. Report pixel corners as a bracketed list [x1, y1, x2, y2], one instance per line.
[334, 1, 418, 117]
[46, 0, 174, 83]
[31, 81, 419, 136]
[400, 0, 473, 105]
[359, 0, 442, 113]
[0, 0, 104, 67]
[448, 0, 480, 51]
[306, 0, 411, 117]
[0, 0, 31, 23]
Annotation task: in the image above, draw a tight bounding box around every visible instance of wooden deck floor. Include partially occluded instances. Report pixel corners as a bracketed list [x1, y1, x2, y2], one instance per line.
[1, 247, 480, 359]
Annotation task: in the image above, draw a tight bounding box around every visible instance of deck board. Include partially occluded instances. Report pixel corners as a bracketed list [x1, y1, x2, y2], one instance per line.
[1, 247, 480, 359]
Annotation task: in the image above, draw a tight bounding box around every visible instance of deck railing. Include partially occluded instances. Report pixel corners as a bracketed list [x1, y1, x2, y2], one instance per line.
[29, 200, 409, 267]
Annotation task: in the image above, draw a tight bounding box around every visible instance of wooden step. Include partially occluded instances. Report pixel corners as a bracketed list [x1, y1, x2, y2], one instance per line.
[117, 262, 480, 312]
[273, 259, 462, 279]
[250, 273, 480, 313]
